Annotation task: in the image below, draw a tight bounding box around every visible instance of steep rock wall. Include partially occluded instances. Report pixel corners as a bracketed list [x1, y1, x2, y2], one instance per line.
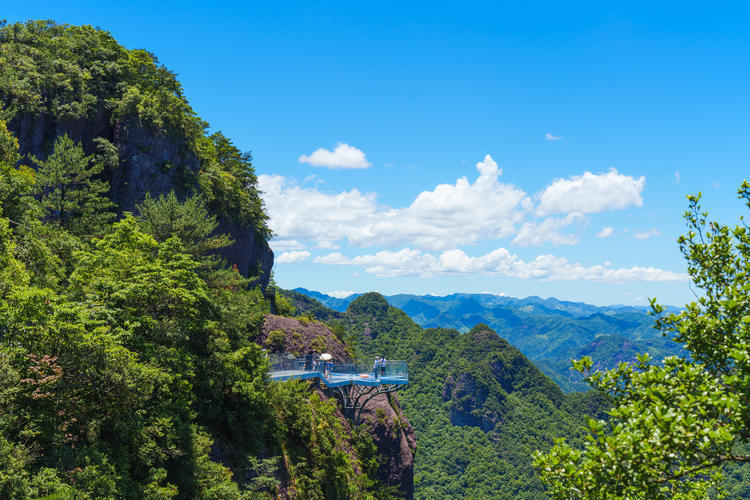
[261, 314, 416, 498]
[7, 112, 274, 286]
[358, 392, 416, 499]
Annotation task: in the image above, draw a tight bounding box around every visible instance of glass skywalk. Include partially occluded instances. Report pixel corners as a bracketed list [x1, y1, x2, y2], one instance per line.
[267, 354, 408, 388]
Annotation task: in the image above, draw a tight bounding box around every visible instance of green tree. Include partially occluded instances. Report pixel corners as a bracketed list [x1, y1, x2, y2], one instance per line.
[196, 132, 270, 238]
[32, 134, 114, 237]
[0, 117, 34, 224]
[136, 191, 232, 260]
[535, 182, 750, 499]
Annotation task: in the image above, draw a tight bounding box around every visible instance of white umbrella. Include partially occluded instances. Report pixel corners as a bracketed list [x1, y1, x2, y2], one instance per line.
[319, 353, 332, 361]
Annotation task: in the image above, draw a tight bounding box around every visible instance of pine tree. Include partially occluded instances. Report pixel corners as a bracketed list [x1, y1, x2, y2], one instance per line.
[135, 191, 232, 258]
[31, 134, 115, 237]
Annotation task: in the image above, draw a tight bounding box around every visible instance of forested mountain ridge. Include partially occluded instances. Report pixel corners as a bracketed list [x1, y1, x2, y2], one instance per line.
[0, 20, 411, 498]
[0, 19, 273, 283]
[283, 290, 607, 498]
[10, 17, 747, 500]
[293, 288, 685, 392]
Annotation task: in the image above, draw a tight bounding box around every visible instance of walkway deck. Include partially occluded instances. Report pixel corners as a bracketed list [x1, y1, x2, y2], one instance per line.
[267, 355, 408, 388]
[268, 354, 408, 423]
[268, 369, 408, 388]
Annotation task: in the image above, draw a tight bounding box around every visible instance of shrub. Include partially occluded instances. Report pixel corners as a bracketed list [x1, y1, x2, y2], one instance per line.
[265, 330, 286, 351]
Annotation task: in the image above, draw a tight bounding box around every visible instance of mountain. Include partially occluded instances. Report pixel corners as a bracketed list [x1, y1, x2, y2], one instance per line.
[1, 20, 273, 286]
[298, 288, 680, 318]
[292, 287, 360, 311]
[0, 21, 407, 498]
[292, 289, 686, 392]
[283, 291, 606, 498]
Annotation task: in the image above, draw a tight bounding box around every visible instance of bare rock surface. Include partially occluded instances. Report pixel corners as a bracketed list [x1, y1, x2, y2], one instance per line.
[7, 113, 274, 287]
[261, 315, 349, 360]
[359, 392, 416, 499]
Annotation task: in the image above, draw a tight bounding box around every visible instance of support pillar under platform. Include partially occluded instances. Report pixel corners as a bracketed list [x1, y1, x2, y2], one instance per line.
[328, 382, 405, 425]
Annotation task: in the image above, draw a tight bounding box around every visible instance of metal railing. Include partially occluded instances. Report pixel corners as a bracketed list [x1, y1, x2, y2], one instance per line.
[267, 353, 308, 372]
[267, 353, 407, 380]
[331, 360, 408, 379]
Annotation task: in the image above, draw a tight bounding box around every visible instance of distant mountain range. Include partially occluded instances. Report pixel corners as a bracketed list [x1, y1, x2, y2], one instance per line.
[281, 290, 603, 497]
[291, 288, 685, 391]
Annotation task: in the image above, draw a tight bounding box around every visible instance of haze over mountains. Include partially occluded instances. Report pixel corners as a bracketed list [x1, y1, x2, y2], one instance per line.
[293, 288, 685, 392]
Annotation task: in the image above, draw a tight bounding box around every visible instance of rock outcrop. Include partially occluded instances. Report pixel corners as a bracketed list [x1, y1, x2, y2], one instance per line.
[261, 315, 350, 360]
[442, 372, 499, 431]
[7, 112, 274, 287]
[358, 392, 416, 499]
[262, 314, 416, 498]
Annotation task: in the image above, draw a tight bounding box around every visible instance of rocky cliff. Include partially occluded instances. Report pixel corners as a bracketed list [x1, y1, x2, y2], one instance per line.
[7, 111, 274, 286]
[358, 392, 416, 499]
[0, 21, 274, 287]
[260, 315, 416, 498]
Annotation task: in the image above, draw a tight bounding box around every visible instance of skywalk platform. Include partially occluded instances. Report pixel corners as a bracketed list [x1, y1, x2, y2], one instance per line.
[267, 354, 408, 422]
[268, 369, 408, 388]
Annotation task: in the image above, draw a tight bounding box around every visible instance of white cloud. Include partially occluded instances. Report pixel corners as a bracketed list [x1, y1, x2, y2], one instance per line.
[275, 250, 311, 264]
[545, 133, 563, 141]
[674, 170, 680, 183]
[315, 247, 688, 283]
[298, 142, 372, 169]
[327, 290, 356, 299]
[261, 155, 531, 251]
[262, 157, 648, 255]
[596, 226, 615, 238]
[314, 241, 340, 249]
[537, 168, 645, 216]
[634, 228, 661, 240]
[314, 252, 349, 265]
[350, 155, 529, 250]
[259, 174, 378, 245]
[512, 213, 586, 247]
[270, 239, 305, 251]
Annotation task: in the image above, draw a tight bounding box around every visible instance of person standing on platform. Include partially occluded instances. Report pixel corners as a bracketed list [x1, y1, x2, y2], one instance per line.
[373, 357, 380, 379]
[380, 357, 387, 378]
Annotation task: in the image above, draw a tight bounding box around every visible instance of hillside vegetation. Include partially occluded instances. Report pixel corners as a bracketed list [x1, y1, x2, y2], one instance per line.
[285, 290, 606, 498]
[294, 288, 685, 392]
[0, 19, 274, 283]
[0, 20, 397, 498]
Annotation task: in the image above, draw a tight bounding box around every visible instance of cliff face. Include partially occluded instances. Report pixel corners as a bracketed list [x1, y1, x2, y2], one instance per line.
[7, 112, 274, 286]
[261, 315, 416, 498]
[358, 392, 416, 499]
[260, 315, 350, 360]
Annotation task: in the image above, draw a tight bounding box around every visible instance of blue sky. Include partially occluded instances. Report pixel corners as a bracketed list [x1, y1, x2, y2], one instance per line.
[6, 2, 750, 306]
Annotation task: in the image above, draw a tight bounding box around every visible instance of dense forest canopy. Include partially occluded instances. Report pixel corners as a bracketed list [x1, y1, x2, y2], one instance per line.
[3, 16, 750, 500]
[0, 20, 396, 498]
[0, 19, 270, 238]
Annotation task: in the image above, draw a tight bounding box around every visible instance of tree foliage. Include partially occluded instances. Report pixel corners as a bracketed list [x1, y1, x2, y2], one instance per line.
[0, 106, 397, 497]
[0, 20, 270, 239]
[31, 134, 114, 237]
[535, 182, 750, 499]
[0, 20, 202, 138]
[136, 191, 232, 262]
